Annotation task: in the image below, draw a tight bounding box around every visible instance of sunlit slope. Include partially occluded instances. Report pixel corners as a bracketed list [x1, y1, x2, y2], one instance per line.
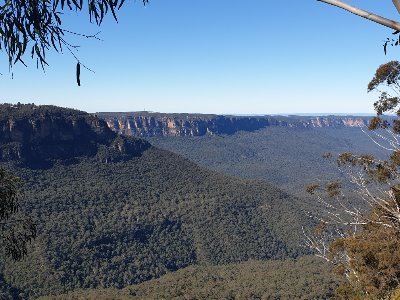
[147, 126, 387, 194]
[40, 256, 340, 300]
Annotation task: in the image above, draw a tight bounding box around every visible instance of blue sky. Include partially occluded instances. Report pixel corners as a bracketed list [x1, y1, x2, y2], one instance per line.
[1, 0, 400, 114]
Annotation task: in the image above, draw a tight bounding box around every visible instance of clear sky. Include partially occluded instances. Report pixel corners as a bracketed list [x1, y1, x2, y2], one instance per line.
[1, 0, 400, 114]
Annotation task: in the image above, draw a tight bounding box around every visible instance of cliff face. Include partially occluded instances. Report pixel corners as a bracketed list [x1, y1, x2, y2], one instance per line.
[0, 104, 369, 164]
[98, 112, 370, 137]
[0, 104, 150, 164]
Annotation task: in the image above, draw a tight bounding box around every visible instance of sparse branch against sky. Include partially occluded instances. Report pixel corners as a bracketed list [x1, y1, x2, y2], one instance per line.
[1, 0, 399, 114]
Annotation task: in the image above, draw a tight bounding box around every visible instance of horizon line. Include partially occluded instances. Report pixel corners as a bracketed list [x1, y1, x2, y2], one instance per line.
[95, 111, 377, 117]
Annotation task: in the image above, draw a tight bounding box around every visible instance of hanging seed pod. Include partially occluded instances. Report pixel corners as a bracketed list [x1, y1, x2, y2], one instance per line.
[76, 62, 81, 86]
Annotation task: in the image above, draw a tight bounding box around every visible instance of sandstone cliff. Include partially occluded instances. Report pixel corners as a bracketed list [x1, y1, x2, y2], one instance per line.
[0, 104, 150, 165]
[98, 112, 371, 137]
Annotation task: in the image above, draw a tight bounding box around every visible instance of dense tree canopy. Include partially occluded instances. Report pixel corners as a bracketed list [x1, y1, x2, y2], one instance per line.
[0, 168, 36, 261]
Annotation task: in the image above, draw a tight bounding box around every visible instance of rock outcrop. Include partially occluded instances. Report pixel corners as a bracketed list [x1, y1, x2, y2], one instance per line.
[0, 104, 150, 165]
[98, 112, 371, 137]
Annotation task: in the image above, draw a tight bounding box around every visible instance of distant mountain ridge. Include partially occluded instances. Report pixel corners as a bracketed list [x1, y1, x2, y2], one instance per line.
[98, 112, 371, 137]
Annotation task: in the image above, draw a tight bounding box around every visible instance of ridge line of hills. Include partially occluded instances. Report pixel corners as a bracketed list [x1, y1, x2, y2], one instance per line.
[97, 111, 373, 137]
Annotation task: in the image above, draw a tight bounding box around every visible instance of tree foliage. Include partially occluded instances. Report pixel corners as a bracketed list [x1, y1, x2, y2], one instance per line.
[0, 0, 148, 72]
[368, 61, 400, 134]
[333, 220, 400, 299]
[305, 62, 400, 299]
[1, 146, 311, 297]
[0, 168, 36, 261]
[43, 256, 340, 300]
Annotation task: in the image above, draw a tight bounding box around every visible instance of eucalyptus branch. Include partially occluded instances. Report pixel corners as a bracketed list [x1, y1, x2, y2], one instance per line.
[318, 0, 400, 31]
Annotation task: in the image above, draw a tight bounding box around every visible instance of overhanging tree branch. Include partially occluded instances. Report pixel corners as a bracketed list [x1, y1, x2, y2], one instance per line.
[318, 0, 400, 31]
[394, 0, 400, 15]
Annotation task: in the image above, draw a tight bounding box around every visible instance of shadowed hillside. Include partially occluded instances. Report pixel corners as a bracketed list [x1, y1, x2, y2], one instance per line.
[0, 105, 320, 298]
[0, 104, 150, 167]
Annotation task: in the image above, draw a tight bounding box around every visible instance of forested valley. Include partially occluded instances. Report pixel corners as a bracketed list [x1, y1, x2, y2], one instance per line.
[3, 0, 400, 298]
[0, 104, 348, 299]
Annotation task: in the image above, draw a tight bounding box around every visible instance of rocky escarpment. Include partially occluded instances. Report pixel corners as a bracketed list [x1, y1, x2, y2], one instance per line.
[98, 112, 371, 137]
[0, 104, 150, 166]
